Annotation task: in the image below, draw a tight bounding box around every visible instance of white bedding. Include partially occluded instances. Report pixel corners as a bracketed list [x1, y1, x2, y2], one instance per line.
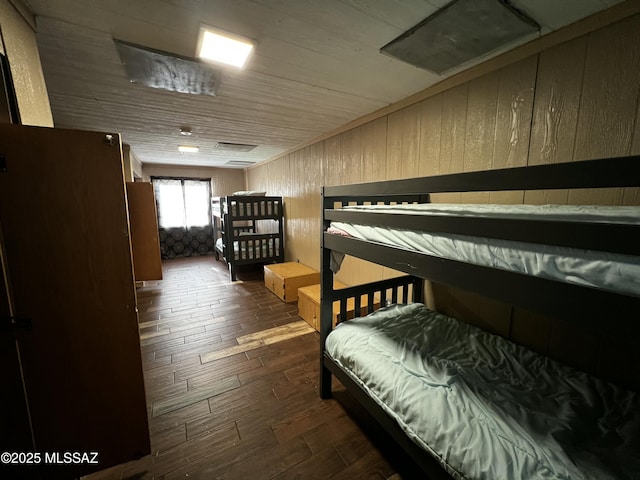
[216, 237, 280, 260]
[326, 303, 640, 480]
[328, 203, 640, 298]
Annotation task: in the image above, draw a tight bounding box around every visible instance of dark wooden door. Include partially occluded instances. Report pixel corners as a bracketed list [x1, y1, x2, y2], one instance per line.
[127, 182, 163, 281]
[0, 224, 33, 455]
[0, 124, 150, 478]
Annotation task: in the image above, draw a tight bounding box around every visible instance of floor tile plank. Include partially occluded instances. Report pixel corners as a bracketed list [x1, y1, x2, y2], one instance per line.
[83, 257, 415, 479]
[152, 375, 241, 417]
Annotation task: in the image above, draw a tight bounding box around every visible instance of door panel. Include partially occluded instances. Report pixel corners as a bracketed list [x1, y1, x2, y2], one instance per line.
[0, 224, 33, 455]
[126, 182, 162, 281]
[0, 124, 150, 477]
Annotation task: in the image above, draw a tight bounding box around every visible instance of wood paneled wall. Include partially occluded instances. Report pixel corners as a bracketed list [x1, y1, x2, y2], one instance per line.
[0, 0, 53, 126]
[142, 164, 245, 197]
[247, 13, 640, 390]
[247, 15, 640, 389]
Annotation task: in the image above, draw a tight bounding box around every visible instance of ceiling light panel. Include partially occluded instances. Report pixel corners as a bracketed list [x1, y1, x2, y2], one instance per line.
[197, 26, 254, 68]
[178, 145, 199, 153]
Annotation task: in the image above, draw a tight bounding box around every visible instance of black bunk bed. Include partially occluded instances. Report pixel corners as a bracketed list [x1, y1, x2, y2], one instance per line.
[212, 195, 284, 281]
[319, 156, 640, 480]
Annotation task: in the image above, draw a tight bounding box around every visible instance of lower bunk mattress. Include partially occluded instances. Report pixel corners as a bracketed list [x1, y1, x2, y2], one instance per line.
[215, 237, 280, 260]
[325, 303, 640, 480]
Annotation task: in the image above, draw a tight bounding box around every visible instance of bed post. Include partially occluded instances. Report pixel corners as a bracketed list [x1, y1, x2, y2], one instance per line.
[229, 263, 237, 282]
[319, 187, 334, 399]
[276, 198, 285, 263]
[222, 196, 237, 282]
[413, 277, 424, 304]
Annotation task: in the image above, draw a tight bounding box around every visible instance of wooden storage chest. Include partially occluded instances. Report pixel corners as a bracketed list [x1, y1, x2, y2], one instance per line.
[263, 262, 320, 303]
[297, 282, 381, 331]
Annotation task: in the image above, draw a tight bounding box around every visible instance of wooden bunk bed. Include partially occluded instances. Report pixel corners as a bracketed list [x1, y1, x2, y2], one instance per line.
[212, 195, 284, 281]
[319, 156, 640, 480]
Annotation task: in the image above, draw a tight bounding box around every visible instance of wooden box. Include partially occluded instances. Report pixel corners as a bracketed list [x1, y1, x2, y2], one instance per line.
[263, 262, 320, 303]
[297, 282, 381, 331]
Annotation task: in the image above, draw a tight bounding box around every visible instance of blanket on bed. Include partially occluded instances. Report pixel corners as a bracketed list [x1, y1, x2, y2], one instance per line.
[326, 303, 640, 480]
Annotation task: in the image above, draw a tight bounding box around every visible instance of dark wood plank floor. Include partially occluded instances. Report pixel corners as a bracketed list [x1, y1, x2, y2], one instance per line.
[85, 256, 423, 479]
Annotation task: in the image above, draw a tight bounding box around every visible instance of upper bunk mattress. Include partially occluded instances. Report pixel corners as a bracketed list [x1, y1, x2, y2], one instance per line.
[213, 198, 279, 218]
[328, 203, 640, 298]
[325, 303, 640, 480]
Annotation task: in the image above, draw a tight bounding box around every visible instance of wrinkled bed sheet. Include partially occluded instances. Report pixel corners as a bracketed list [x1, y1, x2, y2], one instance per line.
[328, 203, 640, 297]
[326, 303, 640, 480]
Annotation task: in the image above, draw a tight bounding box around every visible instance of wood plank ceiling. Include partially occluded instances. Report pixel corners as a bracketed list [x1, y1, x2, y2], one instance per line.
[24, 0, 623, 169]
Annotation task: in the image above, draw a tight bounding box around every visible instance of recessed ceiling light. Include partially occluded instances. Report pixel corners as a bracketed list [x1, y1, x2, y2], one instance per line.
[178, 145, 199, 153]
[197, 26, 254, 68]
[179, 126, 193, 136]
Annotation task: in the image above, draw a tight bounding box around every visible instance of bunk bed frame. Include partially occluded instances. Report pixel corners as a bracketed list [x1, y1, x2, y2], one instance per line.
[319, 155, 640, 478]
[212, 195, 284, 281]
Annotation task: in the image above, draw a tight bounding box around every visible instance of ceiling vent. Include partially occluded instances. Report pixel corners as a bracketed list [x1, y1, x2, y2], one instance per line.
[115, 39, 221, 96]
[380, 0, 540, 75]
[225, 160, 256, 166]
[215, 142, 258, 152]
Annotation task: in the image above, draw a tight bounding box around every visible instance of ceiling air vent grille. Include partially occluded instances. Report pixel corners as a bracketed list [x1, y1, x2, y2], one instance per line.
[215, 142, 258, 152]
[380, 0, 539, 75]
[115, 39, 221, 96]
[226, 160, 256, 166]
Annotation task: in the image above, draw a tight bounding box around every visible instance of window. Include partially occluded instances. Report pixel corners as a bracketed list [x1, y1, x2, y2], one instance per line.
[152, 178, 211, 228]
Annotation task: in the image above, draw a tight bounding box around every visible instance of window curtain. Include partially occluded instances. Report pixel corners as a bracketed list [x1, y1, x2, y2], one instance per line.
[151, 177, 214, 259]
